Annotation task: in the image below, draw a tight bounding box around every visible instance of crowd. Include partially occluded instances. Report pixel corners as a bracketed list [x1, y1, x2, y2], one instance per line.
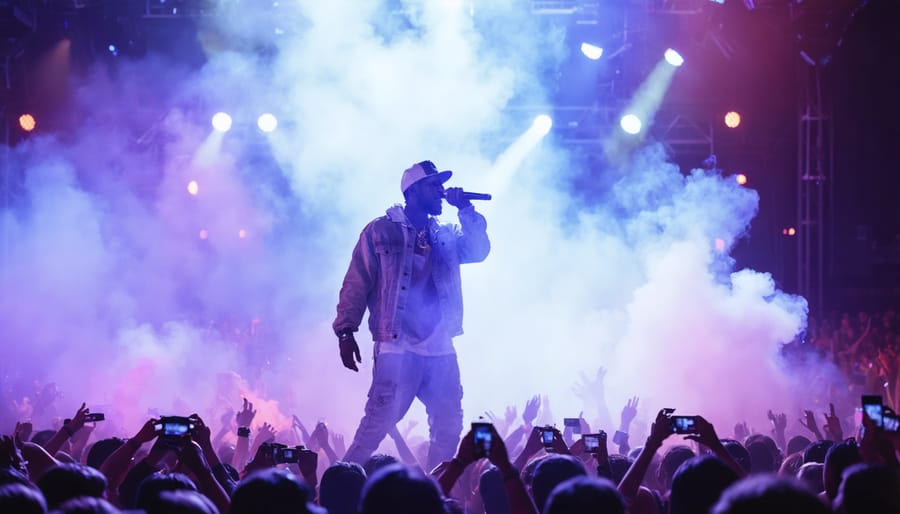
[1, 307, 899, 513]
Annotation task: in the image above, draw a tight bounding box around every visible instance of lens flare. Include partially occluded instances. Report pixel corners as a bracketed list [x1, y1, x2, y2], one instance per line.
[725, 111, 742, 128]
[19, 114, 36, 132]
[211, 112, 232, 132]
[664, 48, 684, 67]
[620, 114, 642, 134]
[532, 114, 553, 136]
[580, 43, 603, 60]
[257, 113, 278, 132]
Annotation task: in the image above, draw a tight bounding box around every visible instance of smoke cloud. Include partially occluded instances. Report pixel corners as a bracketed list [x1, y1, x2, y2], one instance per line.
[2, 1, 814, 446]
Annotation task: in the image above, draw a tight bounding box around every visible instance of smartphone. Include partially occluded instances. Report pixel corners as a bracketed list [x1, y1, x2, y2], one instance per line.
[581, 431, 606, 453]
[671, 415, 699, 434]
[884, 414, 900, 432]
[155, 416, 195, 437]
[563, 418, 582, 434]
[541, 427, 555, 448]
[861, 395, 884, 428]
[84, 413, 105, 422]
[472, 422, 493, 459]
[273, 446, 300, 464]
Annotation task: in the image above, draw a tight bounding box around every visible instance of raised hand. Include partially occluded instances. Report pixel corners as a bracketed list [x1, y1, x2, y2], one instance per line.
[235, 398, 256, 428]
[823, 403, 843, 440]
[331, 432, 346, 457]
[734, 421, 750, 442]
[68, 402, 90, 433]
[767, 410, 787, 433]
[522, 395, 541, 426]
[648, 409, 674, 447]
[256, 422, 276, 445]
[0, 435, 28, 476]
[685, 416, 722, 449]
[621, 397, 639, 427]
[14, 421, 33, 446]
[571, 367, 607, 400]
[799, 409, 824, 439]
[312, 422, 330, 449]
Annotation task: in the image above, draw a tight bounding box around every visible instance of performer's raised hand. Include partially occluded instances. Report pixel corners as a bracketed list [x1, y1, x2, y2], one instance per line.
[338, 331, 362, 372]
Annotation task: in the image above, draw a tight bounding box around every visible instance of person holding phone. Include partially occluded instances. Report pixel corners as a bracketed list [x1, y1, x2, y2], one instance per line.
[334, 160, 491, 470]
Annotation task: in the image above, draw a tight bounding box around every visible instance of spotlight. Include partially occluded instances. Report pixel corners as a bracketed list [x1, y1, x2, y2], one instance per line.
[619, 114, 642, 135]
[532, 114, 553, 136]
[211, 112, 232, 132]
[238, 229, 247, 239]
[788, 227, 796, 236]
[714, 238, 726, 252]
[664, 48, 684, 67]
[187, 180, 199, 196]
[19, 113, 36, 132]
[724, 111, 741, 128]
[199, 229, 209, 240]
[580, 43, 603, 60]
[735, 173, 748, 186]
[107, 44, 118, 56]
[257, 113, 278, 133]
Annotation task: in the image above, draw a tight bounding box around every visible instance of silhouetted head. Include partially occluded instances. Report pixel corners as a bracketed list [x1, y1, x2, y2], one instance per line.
[796, 462, 824, 494]
[320, 461, 366, 514]
[747, 441, 778, 474]
[359, 463, 444, 514]
[823, 441, 861, 500]
[670, 455, 740, 514]
[802, 440, 833, 464]
[144, 489, 219, 514]
[544, 476, 625, 514]
[721, 439, 752, 474]
[52, 496, 120, 514]
[37, 463, 107, 509]
[608, 454, 633, 485]
[0, 483, 47, 514]
[787, 435, 812, 456]
[479, 467, 509, 514]
[712, 475, 832, 514]
[85, 438, 124, 470]
[531, 454, 587, 513]
[230, 468, 320, 514]
[134, 472, 197, 511]
[834, 463, 900, 514]
[658, 445, 695, 490]
[362, 454, 399, 479]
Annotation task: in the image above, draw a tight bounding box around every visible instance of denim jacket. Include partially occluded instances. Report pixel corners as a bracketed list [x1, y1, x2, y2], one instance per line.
[334, 204, 490, 342]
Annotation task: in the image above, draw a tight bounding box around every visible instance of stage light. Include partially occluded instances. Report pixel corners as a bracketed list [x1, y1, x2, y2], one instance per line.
[714, 238, 726, 252]
[238, 229, 247, 239]
[735, 173, 747, 185]
[107, 44, 118, 56]
[725, 111, 741, 128]
[257, 113, 278, 133]
[532, 114, 553, 135]
[788, 227, 796, 236]
[211, 112, 232, 132]
[19, 114, 36, 132]
[199, 229, 209, 240]
[619, 114, 642, 135]
[664, 48, 684, 67]
[580, 43, 603, 60]
[187, 180, 199, 196]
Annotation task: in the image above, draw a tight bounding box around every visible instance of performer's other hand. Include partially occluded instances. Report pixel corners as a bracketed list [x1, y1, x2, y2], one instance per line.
[339, 334, 362, 372]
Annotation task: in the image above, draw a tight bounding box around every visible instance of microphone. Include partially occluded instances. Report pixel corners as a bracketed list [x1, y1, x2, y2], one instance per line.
[460, 191, 492, 201]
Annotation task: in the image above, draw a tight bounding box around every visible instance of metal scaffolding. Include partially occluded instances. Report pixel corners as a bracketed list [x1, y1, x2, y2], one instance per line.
[796, 63, 833, 314]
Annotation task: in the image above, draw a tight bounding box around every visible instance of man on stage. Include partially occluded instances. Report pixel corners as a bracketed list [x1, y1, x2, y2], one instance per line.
[333, 160, 490, 469]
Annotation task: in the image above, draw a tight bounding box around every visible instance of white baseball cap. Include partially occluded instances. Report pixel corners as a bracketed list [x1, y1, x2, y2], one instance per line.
[401, 160, 452, 194]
